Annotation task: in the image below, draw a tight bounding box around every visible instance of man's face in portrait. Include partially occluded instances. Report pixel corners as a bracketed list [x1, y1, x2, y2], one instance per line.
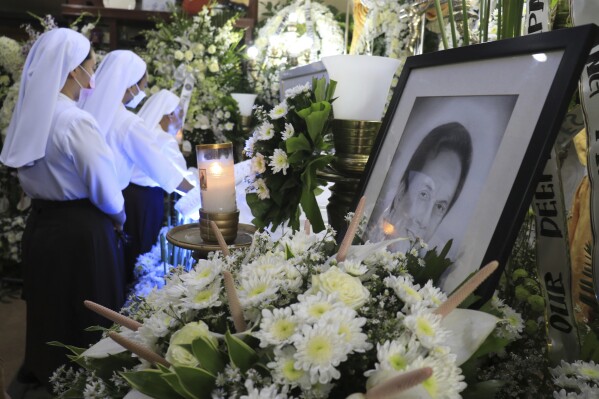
[385, 149, 462, 242]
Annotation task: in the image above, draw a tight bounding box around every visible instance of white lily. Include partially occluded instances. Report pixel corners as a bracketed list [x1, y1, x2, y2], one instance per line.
[327, 238, 407, 266]
[81, 337, 127, 358]
[124, 390, 154, 399]
[440, 308, 499, 365]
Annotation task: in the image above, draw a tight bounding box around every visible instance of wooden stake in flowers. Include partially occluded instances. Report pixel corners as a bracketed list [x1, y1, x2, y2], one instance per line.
[434, 261, 499, 318]
[107, 331, 170, 367]
[223, 271, 248, 332]
[304, 219, 311, 235]
[84, 300, 143, 331]
[337, 196, 366, 263]
[209, 221, 230, 257]
[365, 367, 433, 399]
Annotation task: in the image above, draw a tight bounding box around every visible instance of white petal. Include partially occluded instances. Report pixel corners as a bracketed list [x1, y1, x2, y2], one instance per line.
[124, 390, 154, 399]
[81, 337, 127, 358]
[440, 308, 499, 365]
[395, 385, 432, 399]
[327, 238, 407, 265]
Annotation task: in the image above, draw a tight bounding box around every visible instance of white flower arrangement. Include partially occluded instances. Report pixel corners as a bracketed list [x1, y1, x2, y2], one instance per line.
[248, 0, 344, 105]
[551, 360, 599, 398]
[142, 8, 245, 145]
[51, 223, 520, 399]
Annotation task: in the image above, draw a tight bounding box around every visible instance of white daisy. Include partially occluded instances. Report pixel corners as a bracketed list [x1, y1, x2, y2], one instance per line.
[407, 354, 466, 399]
[179, 260, 222, 290]
[269, 148, 290, 175]
[269, 102, 288, 119]
[241, 379, 289, 399]
[403, 308, 447, 349]
[292, 321, 351, 384]
[338, 260, 368, 277]
[418, 280, 448, 309]
[256, 122, 275, 140]
[181, 281, 222, 310]
[284, 82, 311, 99]
[292, 292, 344, 323]
[372, 336, 425, 373]
[238, 274, 280, 308]
[251, 153, 267, 174]
[256, 307, 297, 348]
[496, 305, 524, 340]
[385, 275, 422, 307]
[568, 360, 599, 382]
[282, 123, 295, 140]
[254, 178, 270, 200]
[267, 346, 311, 388]
[244, 136, 256, 156]
[323, 307, 372, 353]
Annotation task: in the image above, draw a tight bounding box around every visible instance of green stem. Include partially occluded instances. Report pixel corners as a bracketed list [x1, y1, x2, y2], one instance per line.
[478, 0, 484, 42]
[483, 0, 491, 42]
[434, 0, 449, 49]
[447, 0, 458, 47]
[497, 0, 502, 39]
[461, 0, 470, 45]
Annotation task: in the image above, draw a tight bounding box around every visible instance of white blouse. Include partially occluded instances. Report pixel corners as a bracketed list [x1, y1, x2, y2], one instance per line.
[129, 127, 188, 188]
[17, 93, 124, 215]
[106, 105, 183, 193]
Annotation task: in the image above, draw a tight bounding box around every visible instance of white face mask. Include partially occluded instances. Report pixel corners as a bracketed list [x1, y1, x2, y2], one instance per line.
[74, 65, 96, 101]
[125, 84, 146, 108]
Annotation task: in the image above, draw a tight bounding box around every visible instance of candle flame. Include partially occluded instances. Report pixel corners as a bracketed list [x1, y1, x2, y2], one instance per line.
[382, 220, 395, 235]
[209, 161, 223, 177]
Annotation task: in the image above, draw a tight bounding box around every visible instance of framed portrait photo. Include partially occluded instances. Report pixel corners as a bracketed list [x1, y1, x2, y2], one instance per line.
[358, 25, 598, 295]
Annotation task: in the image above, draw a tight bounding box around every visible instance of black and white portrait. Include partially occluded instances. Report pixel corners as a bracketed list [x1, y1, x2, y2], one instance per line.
[364, 95, 518, 264]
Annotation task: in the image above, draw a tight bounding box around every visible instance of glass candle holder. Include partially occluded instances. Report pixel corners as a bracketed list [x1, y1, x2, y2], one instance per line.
[196, 143, 237, 213]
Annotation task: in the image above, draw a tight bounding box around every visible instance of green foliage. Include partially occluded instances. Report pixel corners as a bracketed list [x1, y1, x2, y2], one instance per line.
[121, 369, 184, 399]
[225, 331, 259, 373]
[407, 240, 453, 286]
[246, 77, 336, 232]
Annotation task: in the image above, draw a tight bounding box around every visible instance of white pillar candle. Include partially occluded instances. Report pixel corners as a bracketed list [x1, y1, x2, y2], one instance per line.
[196, 143, 237, 213]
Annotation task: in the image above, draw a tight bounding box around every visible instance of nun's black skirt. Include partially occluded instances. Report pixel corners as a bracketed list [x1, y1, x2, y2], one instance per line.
[123, 183, 165, 285]
[21, 198, 125, 389]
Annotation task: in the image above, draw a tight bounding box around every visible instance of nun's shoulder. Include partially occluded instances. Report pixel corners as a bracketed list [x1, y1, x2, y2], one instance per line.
[57, 105, 102, 137]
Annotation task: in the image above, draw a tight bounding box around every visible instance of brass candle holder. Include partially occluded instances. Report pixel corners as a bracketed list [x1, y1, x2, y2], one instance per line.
[331, 119, 382, 175]
[199, 208, 240, 244]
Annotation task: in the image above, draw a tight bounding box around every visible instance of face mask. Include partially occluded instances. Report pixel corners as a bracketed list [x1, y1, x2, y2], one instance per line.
[167, 125, 180, 136]
[74, 65, 96, 101]
[125, 84, 146, 108]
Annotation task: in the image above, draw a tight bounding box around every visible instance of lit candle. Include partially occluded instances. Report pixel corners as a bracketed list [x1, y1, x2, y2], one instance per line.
[196, 143, 237, 213]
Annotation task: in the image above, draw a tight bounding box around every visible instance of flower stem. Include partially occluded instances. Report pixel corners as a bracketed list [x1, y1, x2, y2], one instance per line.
[434, 0, 449, 49]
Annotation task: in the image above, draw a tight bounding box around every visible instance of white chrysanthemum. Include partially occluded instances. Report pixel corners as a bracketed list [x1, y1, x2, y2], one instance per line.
[181, 281, 222, 310]
[496, 305, 524, 340]
[277, 228, 331, 259]
[138, 310, 175, 346]
[179, 260, 222, 289]
[403, 309, 447, 349]
[254, 178, 270, 200]
[269, 101, 288, 119]
[238, 274, 280, 308]
[371, 336, 424, 374]
[385, 275, 422, 307]
[251, 153, 267, 174]
[256, 307, 298, 348]
[163, 281, 186, 303]
[292, 292, 344, 323]
[406, 354, 466, 399]
[269, 148, 290, 175]
[284, 81, 312, 99]
[292, 321, 351, 384]
[241, 379, 289, 399]
[282, 123, 295, 140]
[323, 307, 371, 353]
[241, 252, 286, 278]
[339, 260, 368, 277]
[256, 122, 275, 140]
[418, 280, 448, 309]
[363, 249, 400, 272]
[558, 360, 599, 383]
[268, 346, 311, 388]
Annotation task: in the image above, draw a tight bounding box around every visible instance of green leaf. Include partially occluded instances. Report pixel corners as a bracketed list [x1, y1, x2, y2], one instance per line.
[313, 76, 327, 102]
[191, 336, 225, 375]
[300, 186, 325, 233]
[121, 370, 184, 399]
[296, 101, 332, 143]
[48, 341, 86, 357]
[470, 334, 511, 359]
[410, 240, 453, 286]
[173, 366, 216, 399]
[286, 135, 311, 153]
[325, 80, 337, 102]
[225, 330, 258, 373]
[581, 329, 599, 362]
[162, 372, 197, 399]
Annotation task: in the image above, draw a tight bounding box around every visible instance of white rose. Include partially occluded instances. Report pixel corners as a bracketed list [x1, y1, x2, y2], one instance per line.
[208, 61, 219, 73]
[165, 321, 216, 367]
[312, 266, 370, 308]
[174, 50, 184, 60]
[207, 45, 216, 54]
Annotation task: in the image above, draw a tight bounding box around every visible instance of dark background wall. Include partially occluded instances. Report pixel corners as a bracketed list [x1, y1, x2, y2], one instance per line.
[0, 0, 66, 40]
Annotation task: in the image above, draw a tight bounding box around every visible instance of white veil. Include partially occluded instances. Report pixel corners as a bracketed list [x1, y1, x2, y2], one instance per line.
[137, 89, 179, 130]
[0, 28, 90, 168]
[79, 50, 146, 136]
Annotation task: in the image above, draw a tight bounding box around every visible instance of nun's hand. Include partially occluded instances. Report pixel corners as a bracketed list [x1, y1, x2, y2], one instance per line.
[110, 209, 126, 231]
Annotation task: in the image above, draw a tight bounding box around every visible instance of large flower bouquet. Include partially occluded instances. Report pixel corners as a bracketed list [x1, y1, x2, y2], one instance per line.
[248, 0, 344, 105]
[50, 221, 519, 398]
[142, 7, 246, 146]
[245, 77, 335, 233]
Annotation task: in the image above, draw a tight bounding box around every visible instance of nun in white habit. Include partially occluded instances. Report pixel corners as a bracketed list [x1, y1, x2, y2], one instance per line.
[79, 50, 193, 284]
[124, 89, 190, 276]
[0, 28, 126, 389]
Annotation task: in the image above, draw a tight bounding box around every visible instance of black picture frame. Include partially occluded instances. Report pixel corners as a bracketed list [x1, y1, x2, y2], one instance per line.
[356, 25, 599, 297]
